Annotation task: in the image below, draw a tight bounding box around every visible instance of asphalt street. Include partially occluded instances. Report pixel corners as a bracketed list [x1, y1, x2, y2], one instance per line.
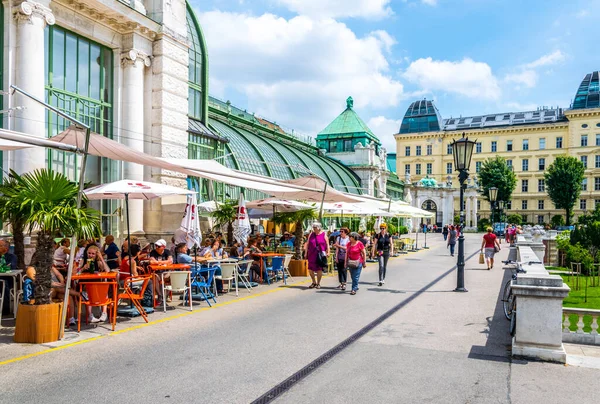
[1, 234, 599, 404]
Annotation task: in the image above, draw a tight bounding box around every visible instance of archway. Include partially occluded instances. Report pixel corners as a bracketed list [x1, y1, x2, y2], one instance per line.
[421, 199, 440, 226]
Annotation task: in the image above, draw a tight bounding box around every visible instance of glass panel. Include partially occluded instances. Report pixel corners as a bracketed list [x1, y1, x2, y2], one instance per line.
[78, 40, 90, 97]
[52, 29, 65, 89]
[90, 44, 101, 100]
[65, 33, 77, 93]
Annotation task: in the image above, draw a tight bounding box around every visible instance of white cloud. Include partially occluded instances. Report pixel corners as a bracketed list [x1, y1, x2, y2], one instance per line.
[421, 0, 437, 5]
[275, 0, 393, 19]
[367, 116, 402, 152]
[523, 50, 565, 69]
[198, 11, 404, 134]
[504, 70, 538, 88]
[575, 9, 589, 18]
[403, 57, 501, 100]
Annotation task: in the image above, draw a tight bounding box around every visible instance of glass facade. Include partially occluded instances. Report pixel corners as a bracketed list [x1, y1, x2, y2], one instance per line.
[572, 71, 600, 110]
[187, 4, 206, 122]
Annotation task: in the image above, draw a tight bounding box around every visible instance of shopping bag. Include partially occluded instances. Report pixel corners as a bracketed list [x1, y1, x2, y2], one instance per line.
[479, 253, 485, 264]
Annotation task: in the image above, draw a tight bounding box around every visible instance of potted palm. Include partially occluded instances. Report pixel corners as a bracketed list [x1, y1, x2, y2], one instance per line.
[9, 169, 101, 343]
[211, 199, 237, 246]
[273, 208, 316, 277]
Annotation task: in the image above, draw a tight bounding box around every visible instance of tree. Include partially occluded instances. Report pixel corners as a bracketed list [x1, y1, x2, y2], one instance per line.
[551, 214, 565, 228]
[273, 209, 316, 259]
[507, 213, 523, 225]
[0, 174, 28, 270]
[478, 156, 517, 205]
[211, 199, 237, 246]
[545, 156, 585, 226]
[13, 169, 101, 304]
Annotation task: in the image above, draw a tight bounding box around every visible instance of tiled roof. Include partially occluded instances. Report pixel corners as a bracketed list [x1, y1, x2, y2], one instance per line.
[317, 97, 381, 145]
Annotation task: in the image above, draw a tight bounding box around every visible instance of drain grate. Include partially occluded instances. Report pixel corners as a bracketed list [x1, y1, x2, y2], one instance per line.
[251, 250, 480, 404]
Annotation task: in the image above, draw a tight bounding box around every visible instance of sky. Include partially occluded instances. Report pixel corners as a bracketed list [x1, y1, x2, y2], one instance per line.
[190, 0, 600, 152]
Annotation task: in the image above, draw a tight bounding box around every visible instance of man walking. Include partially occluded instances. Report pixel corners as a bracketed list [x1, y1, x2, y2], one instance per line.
[373, 223, 393, 286]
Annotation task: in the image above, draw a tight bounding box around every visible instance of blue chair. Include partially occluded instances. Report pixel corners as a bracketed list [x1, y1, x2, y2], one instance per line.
[266, 257, 284, 285]
[188, 266, 217, 307]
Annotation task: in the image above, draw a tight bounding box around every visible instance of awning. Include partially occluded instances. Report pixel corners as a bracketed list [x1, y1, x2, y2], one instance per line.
[271, 176, 365, 203]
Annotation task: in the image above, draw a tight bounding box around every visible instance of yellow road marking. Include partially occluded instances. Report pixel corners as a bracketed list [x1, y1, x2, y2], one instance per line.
[0, 278, 312, 367]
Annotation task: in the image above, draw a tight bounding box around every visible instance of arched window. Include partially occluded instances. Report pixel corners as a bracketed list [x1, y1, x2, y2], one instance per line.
[186, 2, 208, 123]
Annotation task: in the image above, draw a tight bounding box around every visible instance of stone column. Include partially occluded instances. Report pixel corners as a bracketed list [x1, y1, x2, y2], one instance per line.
[12, 0, 55, 173]
[472, 194, 478, 229]
[466, 195, 472, 228]
[121, 48, 151, 235]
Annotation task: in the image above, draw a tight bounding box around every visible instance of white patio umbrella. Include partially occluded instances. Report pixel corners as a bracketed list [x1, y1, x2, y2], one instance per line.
[84, 180, 196, 276]
[233, 193, 251, 246]
[179, 194, 202, 250]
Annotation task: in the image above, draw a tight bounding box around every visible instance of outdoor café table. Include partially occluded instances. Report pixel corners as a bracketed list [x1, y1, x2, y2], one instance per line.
[0, 270, 22, 318]
[255, 253, 285, 285]
[148, 263, 191, 313]
[72, 272, 118, 329]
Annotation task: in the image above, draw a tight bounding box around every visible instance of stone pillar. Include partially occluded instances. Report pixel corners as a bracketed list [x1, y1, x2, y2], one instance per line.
[12, 0, 55, 174]
[472, 194, 478, 229]
[121, 46, 151, 234]
[466, 196, 472, 228]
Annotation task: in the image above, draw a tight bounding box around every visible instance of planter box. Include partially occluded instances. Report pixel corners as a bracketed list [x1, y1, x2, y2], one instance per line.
[14, 302, 63, 344]
[288, 259, 308, 277]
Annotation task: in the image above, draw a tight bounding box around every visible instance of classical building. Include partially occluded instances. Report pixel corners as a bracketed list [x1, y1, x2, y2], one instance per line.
[1, 0, 397, 242]
[394, 72, 600, 225]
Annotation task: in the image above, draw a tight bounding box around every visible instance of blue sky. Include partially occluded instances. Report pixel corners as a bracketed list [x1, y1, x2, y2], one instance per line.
[190, 0, 600, 151]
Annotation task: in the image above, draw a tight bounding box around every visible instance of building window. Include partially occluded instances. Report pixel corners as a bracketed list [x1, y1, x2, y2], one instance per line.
[595, 177, 600, 191]
[522, 179, 528, 192]
[539, 158, 545, 171]
[538, 200, 544, 210]
[522, 139, 529, 151]
[580, 199, 587, 210]
[582, 178, 588, 191]
[538, 179, 545, 192]
[582, 135, 588, 147]
[539, 138, 546, 150]
[416, 146, 422, 156]
[507, 201, 512, 210]
[522, 200, 528, 210]
[522, 159, 529, 171]
[405, 164, 410, 174]
[596, 155, 600, 168]
[596, 134, 600, 147]
[581, 155, 588, 168]
[491, 141, 497, 152]
[475, 161, 482, 173]
[426, 163, 432, 175]
[477, 200, 480, 210]
[446, 162, 453, 174]
[426, 145, 432, 155]
[405, 146, 410, 156]
[506, 140, 513, 151]
[447, 144, 452, 155]
[556, 137, 563, 148]
[328, 140, 338, 152]
[596, 199, 600, 208]
[476, 142, 482, 153]
[416, 163, 421, 175]
[537, 215, 544, 224]
[582, 124, 589, 128]
[343, 139, 352, 151]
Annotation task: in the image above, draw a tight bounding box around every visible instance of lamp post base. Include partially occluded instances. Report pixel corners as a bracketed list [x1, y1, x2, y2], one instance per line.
[454, 287, 468, 292]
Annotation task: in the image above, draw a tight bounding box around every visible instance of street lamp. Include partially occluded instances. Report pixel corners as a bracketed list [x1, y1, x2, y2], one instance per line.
[489, 186, 498, 224]
[498, 200, 505, 224]
[451, 134, 476, 293]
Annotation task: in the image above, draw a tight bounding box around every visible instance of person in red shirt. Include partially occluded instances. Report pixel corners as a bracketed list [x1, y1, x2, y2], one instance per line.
[345, 232, 367, 295]
[481, 227, 501, 269]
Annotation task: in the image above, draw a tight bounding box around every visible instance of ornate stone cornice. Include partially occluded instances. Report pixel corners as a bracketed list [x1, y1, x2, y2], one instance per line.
[121, 49, 152, 68]
[14, 0, 55, 25]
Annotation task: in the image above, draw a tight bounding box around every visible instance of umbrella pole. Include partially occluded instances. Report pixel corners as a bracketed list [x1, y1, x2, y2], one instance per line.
[125, 193, 134, 310]
[319, 182, 328, 222]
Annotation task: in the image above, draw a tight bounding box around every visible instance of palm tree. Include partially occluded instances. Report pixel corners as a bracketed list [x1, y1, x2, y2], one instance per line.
[0, 174, 27, 270]
[273, 209, 316, 259]
[13, 169, 101, 305]
[211, 199, 237, 246]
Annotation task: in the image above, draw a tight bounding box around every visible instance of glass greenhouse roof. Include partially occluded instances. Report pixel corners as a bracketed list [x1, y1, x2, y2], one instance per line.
[572, 71, 600, 110]
[399, 100, 443, 134]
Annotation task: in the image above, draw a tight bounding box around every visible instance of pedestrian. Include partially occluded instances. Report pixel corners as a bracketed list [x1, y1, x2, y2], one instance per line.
[481, 227, 501, 270]
[442, 225, 449, 241]
[333, 227, 350, 290]
[372, 223, 393, 286]
[304, 221, 329, 289]
[447, 225, 457, 257]
[345, 232, 366, 295]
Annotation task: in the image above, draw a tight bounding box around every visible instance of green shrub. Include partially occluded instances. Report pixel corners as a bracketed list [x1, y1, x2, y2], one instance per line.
[551, 215, 565, 228]
[565, 243, 594, 275]
[398, 225, 409, 235]
[478, 218, 490, 232]
[507, 213, 522, 225]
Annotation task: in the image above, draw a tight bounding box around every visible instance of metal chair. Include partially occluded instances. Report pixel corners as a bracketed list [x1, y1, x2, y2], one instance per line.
[215, 264, 237, 295]
[282, 254, 294, 285]
[164, 271, 192, 312]
[78, 282, 116, 332]
[266, 256, 284, 284]
[117, 275, 152, 322]
[190, 266, 217, 307]
[235, 259, 253, 292]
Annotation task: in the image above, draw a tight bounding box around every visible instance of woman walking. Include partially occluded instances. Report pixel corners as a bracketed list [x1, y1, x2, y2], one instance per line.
[442, 225, 449, 241]
[447, 225, 457, 257]
[345, 232, 366, 295]
[333, 227, 350, 290]
[304, 221, 329, 289]
[481, 227, 501, 269]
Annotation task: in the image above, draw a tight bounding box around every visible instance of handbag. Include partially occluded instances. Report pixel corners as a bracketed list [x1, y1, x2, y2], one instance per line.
[494, 245, 500, 253]
[479, 253, 485, 264]
[347, 259, 360, 270]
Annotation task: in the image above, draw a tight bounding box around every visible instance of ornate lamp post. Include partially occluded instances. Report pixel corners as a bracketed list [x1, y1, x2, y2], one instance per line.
[451, 134, 476, 293]
[489, 186, 498, 224]
[498, 200, 505, 224]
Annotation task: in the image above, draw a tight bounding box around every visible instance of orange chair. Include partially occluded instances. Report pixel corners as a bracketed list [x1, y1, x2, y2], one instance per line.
[77, 282, 116, 332]
[117, 275, 151, 323]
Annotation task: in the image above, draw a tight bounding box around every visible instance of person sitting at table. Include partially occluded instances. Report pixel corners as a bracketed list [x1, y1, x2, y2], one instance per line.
[53, 238, 71, 268]
[280, 232, 294, 248]
[174, 243, 207, 267]
[202, 240, 224, 260]
[149, 239, 172, 305]
[74, 239, 88, 264]
[102, 235, 121, 272]
[120, 243, 141, 280]
[79, 245, 110, 323]
[0, 239, 18, 315]
[50, 265, 79, 327]
[245, 238, 263, 283]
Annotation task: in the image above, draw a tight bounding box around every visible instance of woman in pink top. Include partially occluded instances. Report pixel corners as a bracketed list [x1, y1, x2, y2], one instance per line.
[345, 232, 367, 295]
[304, 222, 330, 289]
[481, 227, 501, 270]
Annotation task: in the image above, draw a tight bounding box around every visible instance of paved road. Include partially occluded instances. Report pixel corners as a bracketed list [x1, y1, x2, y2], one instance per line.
[2, 234, 599, 404]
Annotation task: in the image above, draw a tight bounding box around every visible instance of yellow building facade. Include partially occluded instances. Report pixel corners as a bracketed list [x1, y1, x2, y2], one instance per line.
[394, 72, 600, 225]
